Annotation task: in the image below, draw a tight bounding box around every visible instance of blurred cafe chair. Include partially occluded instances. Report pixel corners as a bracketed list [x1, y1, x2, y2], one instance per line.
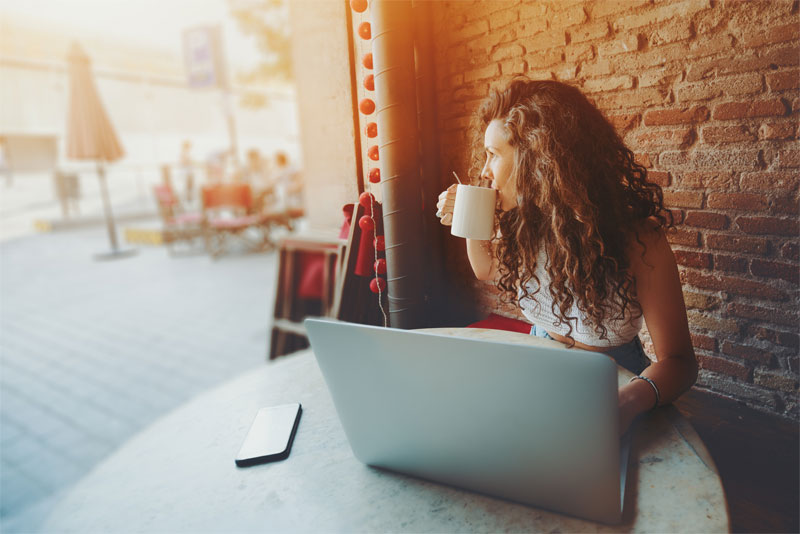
[153, 184, 203, 256]
[201, 183, 274, 259]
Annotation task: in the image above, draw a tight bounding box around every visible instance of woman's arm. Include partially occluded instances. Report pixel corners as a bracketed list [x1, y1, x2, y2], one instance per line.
[618, 222, 698, 433]
[437, 184, 498, 280]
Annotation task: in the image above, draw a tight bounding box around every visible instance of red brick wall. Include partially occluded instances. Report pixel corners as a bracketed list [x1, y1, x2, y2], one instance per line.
[429, 0, 799, 419]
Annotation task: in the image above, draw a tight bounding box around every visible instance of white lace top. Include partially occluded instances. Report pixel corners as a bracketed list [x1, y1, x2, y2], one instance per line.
[517, 249, 642, 347]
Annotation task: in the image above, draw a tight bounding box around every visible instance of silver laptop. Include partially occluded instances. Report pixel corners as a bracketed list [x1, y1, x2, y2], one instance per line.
[305, 318, 630, 525]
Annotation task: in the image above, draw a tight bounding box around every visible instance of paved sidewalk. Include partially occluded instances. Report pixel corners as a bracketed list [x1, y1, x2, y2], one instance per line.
[0, 225, 279, 531]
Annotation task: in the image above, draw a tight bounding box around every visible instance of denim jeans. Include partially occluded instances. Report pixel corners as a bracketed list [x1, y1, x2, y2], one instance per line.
[530, 324, 651, 375]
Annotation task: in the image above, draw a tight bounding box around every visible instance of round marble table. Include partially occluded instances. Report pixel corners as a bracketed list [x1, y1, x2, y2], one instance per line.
[42, 328, 729, 532]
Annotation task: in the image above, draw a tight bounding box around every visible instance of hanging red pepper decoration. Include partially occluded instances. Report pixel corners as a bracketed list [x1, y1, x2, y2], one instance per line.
[369, 168, 381, 183]
[363, 74, 374, 91]
[358, 215, 375, 231]
[362, 52, 373, 69]
[365, 122, 377, 138]
[359, 191, 375, 208]
[358, 22, 371, 40]
[350, 0, 368, 13]
[370, 277, 387, 294]
[368, 145, 379, 161]
[374, 258, 387, 275]
[374, 235, 385, 251]
[359, 98, 375, 115]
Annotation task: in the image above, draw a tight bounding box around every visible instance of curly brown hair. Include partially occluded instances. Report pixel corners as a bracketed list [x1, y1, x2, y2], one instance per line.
[469, 78, 673, 344]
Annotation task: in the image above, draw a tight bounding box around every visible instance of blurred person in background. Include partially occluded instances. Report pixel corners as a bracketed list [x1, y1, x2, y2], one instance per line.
[272, 150, 303, 214]
[180, 140, 195, 204]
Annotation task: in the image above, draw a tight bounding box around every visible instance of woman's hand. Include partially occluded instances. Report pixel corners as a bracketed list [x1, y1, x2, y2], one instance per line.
[436, 184, 457, 226]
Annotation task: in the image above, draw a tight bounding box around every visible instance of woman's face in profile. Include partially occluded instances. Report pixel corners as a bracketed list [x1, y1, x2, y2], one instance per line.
[481, 119, 517, 211]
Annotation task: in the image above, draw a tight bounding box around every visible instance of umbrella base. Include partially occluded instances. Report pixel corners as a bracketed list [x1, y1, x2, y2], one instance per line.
[94, 248, 138, 261]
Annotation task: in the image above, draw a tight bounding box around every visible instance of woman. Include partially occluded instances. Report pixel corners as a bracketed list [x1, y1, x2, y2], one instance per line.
[436, 78, 697, 434]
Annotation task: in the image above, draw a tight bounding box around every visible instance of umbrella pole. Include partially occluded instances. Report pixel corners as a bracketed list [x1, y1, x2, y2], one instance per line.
[94, 161, 136, 260]
[98, 162, 119, 250]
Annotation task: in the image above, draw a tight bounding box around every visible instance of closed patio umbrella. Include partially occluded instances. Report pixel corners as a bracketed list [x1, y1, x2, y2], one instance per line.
[66, 42, 135, 259]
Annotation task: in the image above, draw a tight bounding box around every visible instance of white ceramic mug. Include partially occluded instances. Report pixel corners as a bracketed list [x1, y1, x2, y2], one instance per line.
[450, 184, 496, 240]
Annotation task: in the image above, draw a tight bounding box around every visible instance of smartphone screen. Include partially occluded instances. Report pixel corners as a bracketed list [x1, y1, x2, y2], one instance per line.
[235, 403, 302, 467]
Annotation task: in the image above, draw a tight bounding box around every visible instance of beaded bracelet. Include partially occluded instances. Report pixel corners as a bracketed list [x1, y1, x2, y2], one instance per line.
[629, 375, 660, 410]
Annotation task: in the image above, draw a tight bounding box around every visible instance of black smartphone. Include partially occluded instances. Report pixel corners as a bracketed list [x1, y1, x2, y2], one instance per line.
[235, 403, 302, 467]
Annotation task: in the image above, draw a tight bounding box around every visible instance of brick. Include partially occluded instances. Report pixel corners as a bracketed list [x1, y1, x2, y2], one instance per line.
[759, 122, 797, 140]
[639, 67, 682, 89]
[668, 208, 685, 225]
[672, 149, 762, 171]
[736, 216, 799, 237]
[597, 34, 641, 56]
[754, 369, 799, 393]
[684, 211, 729, 230]
[713, 99, 789, 120]
[674, 250, 712, 269]
[682, 270, 788, 301]
[649, 19, 693, 46]
[554, 64, 578, 81]
[526, 48, 565, 68]
[643, 106, 709, 125]
[613, 0, 711, 31]
[593, 87, 670, 110]
[500, 58, 527, 76]
[488, 8, 518, 30]
[583, 75, 635, 93]
[721, 341, 775, 366]
[782, 242, 799, 261]
[491, 43, 525, 61]
[698, 354, 753, 381]
[718, 73, 766, 97]
[747, 326, 800, 350]
[453, 19, 489, 41]
[740, 171, 800, 192]
[606, 113, 639, 131]
[706, 234, 769, 254]
[667, 228, 700, 246]
[707, 192, 769, 211]
[681, 172, 736, 190]
[766, 70, 800, 92]
[453, 84, 488, 102]
[750, 259, 800, 284]
[675, 81, 722, 102]
[648, 170, 671, 187]
[686, 310, 740, 334]
[569, 21, 610, 44]
[790, 357, 800, 373]
[634, 153, 652, 168]
[636, 127, 694, 149]
[713, 254, 749, 274]
[591, 0, 650, 19]
[741, 22, 800, 49]
[663, 190, 703, 208]
[701, 125, 756, 144]
[727, 303, 799, 327]
[683, 290, 720, 310]
[519, 3, 547, 21]
[565, 43, 594, 63]
[550, 5, 586, 28]
[525, 29, 567, 51]
[770, 196, 799, 216]
[691, 333, 717, 351]
[777, 148, 800, 168]
[464, 63, 500, 83]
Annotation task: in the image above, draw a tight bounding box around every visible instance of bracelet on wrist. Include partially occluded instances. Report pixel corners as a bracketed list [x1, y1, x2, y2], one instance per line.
[629, 375, 660, 410]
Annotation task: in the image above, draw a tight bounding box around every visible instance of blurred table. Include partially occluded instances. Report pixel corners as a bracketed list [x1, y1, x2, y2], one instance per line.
[42, 328, 729, 533]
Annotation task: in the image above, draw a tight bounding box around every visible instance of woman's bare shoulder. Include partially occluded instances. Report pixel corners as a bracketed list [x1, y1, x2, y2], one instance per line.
[627, 218, 672, 270]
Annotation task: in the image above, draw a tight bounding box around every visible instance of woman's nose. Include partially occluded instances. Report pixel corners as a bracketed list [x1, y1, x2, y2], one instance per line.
[480, 162, 490, 180]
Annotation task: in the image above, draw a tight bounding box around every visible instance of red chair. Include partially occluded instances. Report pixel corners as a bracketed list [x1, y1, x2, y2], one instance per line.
[202, 183, 271, 258]
[153, 184, 203, 255]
